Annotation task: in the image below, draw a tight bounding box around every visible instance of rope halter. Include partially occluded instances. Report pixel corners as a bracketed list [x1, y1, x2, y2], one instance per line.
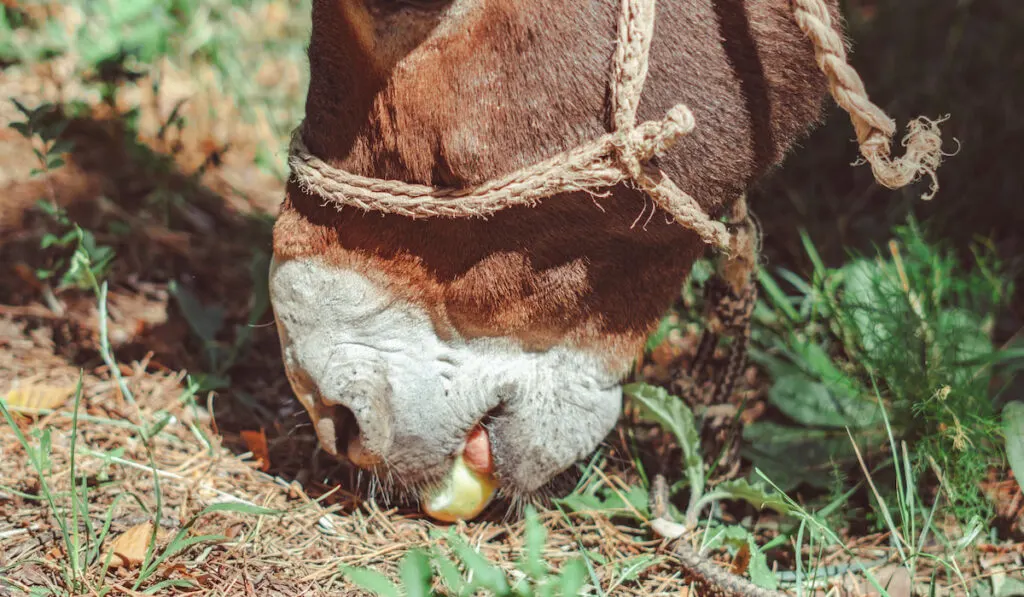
[288, 0, 946, 257]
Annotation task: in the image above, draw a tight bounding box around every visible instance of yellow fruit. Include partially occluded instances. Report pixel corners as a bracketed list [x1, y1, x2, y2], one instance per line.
[421, 454, 497, 523]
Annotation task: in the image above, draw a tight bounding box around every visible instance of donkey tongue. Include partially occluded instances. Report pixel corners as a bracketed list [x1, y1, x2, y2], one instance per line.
[422, 425, 496, 522]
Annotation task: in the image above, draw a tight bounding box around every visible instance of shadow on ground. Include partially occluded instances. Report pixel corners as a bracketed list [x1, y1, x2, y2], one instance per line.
[0, 103, 375, 509]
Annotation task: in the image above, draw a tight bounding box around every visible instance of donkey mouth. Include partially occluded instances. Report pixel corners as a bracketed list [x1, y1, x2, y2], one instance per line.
[420, 424, 498, 522]
[316, 402, 499, 523]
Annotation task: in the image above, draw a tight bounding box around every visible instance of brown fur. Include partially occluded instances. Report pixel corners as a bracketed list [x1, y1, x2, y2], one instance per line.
[274, 0, 838, 371]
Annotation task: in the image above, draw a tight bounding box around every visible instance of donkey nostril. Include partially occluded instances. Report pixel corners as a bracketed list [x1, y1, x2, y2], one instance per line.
[316, 353, 394, 465]
[312, 402, 359, 459]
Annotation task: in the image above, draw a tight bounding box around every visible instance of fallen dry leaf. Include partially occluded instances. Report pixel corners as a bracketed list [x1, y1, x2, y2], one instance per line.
[240, 428, 271, 472]
[730, 543, 751, 576]
[107, 522, 159, 569]
[3, 383, 77, 413]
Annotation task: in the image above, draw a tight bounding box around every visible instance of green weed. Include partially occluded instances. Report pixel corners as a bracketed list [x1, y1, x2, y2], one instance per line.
[756, 394, 977, 595]
[619, 382, 795, 591]
[341, 507, 592, 597]
[750, 217, 1018, 521]
[0, 239, 278, 595]
[8, 99, 116, 291]
[168, 249, 271, 392]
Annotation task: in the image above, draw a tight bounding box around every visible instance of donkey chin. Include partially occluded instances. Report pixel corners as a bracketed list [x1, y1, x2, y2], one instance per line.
[269, 255, 623, 504]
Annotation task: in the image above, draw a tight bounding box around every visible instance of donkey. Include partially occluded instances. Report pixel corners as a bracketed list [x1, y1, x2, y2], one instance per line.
[269, 0, 942, 518]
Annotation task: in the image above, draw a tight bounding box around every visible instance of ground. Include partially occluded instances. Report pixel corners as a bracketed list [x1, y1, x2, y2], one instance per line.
[0, 0, 1022, 595]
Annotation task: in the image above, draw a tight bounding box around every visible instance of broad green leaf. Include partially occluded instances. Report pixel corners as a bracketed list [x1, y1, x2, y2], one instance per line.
[767, 373, 875, 428]
[789, 341, 863, 396]
[9, 121, 30, 137]
[194, 501, 281, 519]
[40, 233, 62, 249]
[432, 554, 466, 594]
[702, 525, 750, 551]
[556, 558, 588, 596]
[747, 348, 804, 382]
[450, 534, 509, 593]
[1003, 402, 1024, 493]
[340, 565, 400, 597]
[169, 281, 225, 344]
[746, 537, 778, 591]
[556, 484, 649, 520]
[840, 259, 897, 355]
[645, 313, 679, 353]
[624, 382, 703, 503]
[995, 575, 1024, 597]
[521, 506, 547, 579]
[703, 479, 792, 516]
[192, 373, 231, 392]
[399, 550, 433, 597]
[972, 579, 995, 597]
[742, 422, 874, 490]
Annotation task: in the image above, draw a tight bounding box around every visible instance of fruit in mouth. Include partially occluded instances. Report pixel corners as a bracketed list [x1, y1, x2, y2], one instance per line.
[421, 425, 496, 522]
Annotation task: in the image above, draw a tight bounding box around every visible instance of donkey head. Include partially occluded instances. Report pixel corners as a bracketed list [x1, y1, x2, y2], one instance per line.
[270, 0, 832, 513]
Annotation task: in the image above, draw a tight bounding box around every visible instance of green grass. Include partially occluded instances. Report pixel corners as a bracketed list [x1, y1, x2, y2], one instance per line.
[750, 218, 1018, 522]
[1, 94, 278, 596]
[342, 508, 592, 597]
[0, 236, 281, 596]
[1, 0, 311, 178]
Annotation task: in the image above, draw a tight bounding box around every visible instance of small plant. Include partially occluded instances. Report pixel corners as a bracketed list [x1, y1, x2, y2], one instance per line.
[0, 377, 114, 594]
[755, 395, 979, 594]
[625, 217, 1021, 593]
[621, 382, 795, 591]
[168, 250, 271, 392]
[8, 99, 116, 291]
[341, 507, 590, 596]
[34, 200, 117, 291]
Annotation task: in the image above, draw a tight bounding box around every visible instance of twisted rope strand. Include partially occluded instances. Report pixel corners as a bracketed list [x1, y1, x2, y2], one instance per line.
[612, 0, 656, 130]
[792, 0, 945, 199]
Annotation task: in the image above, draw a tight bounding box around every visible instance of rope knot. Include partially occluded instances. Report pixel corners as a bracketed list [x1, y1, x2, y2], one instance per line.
[614, 104, 696, 180]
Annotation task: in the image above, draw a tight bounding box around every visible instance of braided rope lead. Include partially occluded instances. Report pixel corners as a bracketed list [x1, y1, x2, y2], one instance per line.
[792, 0, 945, 199]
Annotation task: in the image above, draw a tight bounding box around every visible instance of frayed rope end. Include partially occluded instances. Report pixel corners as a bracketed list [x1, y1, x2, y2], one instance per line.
[861, 115, 952, 201]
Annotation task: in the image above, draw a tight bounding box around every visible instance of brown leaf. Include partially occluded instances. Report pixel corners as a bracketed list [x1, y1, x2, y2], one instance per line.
[3, 383, 76, 413]
[107, 522, 157, 569]
[729, 543, 751, 576]
[240, 428, 271, 472]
